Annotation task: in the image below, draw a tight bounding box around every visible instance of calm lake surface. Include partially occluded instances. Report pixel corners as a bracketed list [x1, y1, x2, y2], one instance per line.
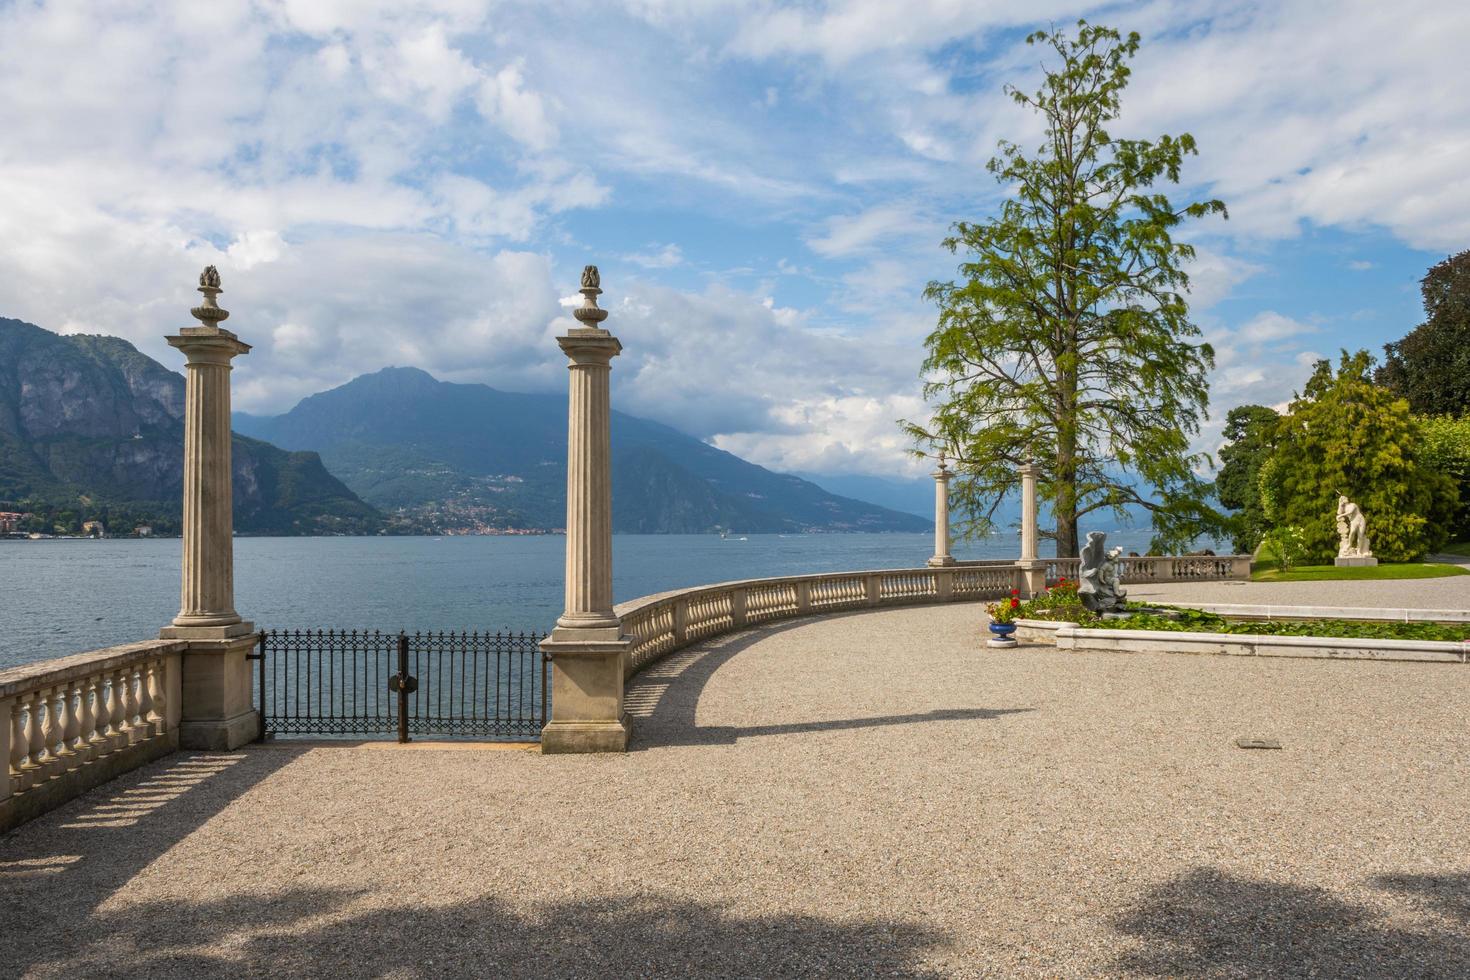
[0, 529, 1160, 669]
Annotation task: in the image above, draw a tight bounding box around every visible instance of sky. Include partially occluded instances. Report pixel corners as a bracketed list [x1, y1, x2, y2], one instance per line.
[1, 0, 1467, 484]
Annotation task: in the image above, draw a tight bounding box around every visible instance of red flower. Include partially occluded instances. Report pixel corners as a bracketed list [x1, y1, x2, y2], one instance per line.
[1010, 598, 1019, 608]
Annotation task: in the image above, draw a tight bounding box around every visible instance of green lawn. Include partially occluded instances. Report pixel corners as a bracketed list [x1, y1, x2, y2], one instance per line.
[1249, 538, 1470, 581]
[1440, 541, 1470, 558]
[1251, 562, 1468, 582]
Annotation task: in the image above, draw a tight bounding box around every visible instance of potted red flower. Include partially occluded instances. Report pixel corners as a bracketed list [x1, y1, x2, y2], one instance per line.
[986, 589, 1022, 647]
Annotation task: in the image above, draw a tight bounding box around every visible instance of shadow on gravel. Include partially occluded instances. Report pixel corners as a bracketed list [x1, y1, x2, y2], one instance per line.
[0, 746, 308, 977]
[627, 614, 1030, 749]
[14, 887, 950, 978]
[1112, 866, 1470, 978]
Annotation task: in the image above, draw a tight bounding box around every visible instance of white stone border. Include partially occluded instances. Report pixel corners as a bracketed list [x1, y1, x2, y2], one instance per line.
[1014, 606, 1470, 665]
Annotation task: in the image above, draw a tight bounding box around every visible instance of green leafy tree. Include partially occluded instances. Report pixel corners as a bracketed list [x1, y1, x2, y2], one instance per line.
[1214, 404, 1279, 553]
[1262, 351, 1456, 561]
[1376, 249, 1470, 415]
[1418, 415, 1470, 542]
[904, 21, 1226, 557]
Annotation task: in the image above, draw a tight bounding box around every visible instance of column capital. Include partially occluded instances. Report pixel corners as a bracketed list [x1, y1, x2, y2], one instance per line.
[556, 329, 622, 363]
[1017, 460, 1041, 479]
[167, 327, 251, 364]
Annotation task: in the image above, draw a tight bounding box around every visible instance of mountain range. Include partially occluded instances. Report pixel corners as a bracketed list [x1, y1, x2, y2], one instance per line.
[1, 316, 928, 535]
[0, 317, 379, 535]
[233, 366, 930, 534]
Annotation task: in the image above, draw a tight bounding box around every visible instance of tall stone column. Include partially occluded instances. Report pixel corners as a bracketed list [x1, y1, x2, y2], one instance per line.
[540, 266, 632, 754]
[1015, 461, 1047, 596]
[159, 266, 259, 750]
[927, 451, 955, 567]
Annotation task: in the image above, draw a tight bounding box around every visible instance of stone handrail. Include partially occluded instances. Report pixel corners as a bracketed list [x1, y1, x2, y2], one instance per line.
[2, 639, 186, 832]
[615, 554, 1252, 679]
[1031, 554, 1251, 585]
[615, 564, 1022, 678]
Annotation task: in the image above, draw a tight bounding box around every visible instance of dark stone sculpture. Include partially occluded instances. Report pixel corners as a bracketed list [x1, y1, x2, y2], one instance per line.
[1078, 531, 1128, 614]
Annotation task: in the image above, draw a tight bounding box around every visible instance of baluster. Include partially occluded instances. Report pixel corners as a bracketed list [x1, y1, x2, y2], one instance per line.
[11, 696, 31, 780]
[146, 658, 164, 730]
[78, 674, 100, 758]
[109, 668, 128, 747]
[138, 661, 157, 736]
[26, 690, 48, 781]
[58, 681, 81, 766]
[121, 666, 140, 742]
[37, 686, 64, 771]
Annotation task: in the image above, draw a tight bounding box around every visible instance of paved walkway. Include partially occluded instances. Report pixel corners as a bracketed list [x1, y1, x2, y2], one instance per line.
[4, 602, 1470, 977]
[1131, 570, 1470, 609]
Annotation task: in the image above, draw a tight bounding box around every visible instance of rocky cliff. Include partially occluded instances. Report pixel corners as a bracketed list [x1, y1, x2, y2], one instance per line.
[0, 317, 382, 535]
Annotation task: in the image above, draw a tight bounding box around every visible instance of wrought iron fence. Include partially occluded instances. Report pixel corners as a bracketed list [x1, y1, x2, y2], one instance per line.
[257, 629, 548, 742]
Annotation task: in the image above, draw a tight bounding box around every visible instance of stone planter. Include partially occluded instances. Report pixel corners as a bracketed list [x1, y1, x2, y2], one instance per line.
[987, 622, 1018, 648]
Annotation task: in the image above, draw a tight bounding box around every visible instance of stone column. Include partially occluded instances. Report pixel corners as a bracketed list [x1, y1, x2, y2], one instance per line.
[927, 451, 955, 567]
[159, 266, 259, 750]
[1015, 461, 1047, 597]
[540, 265, 632, 754]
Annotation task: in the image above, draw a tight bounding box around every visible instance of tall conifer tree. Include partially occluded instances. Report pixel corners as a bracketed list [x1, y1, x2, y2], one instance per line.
[906, 22, 1225, 556]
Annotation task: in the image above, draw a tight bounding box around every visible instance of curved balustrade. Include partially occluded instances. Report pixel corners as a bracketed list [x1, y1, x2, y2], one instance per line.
[615, 555, 1251, 678]
[616, 565, 1022, 678]
[1, 639, 185, 832]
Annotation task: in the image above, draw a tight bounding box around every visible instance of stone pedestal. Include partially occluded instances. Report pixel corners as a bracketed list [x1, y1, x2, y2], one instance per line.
[927, 452, 955, 567]
[541, 266, 631, 754]
[1334, 556, 1378, 567]
[158, 267, 258, 750]
[1015, 462, 1047, 596]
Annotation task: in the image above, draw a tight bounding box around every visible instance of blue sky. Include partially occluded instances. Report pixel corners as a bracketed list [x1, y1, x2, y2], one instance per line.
[0, 0, 1465, 483]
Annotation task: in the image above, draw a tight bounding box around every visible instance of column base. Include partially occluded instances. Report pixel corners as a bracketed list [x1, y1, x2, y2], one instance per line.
[927, 556, 957, 567]
[160, 621, 254, 641]
[541, 714, 632, 754]
[179, 709, 260, 751]
[540, 630, 632, 754]
[1016, 559, 1048, 597]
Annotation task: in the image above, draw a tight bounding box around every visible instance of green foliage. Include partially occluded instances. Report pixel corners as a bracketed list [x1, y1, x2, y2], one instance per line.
[1095, 607, 1470, 642]
[903, 21, 1226, 558]
[1014, 578, 1096, 623]
[1376, 249, 1470, 416]
[1214, 404, 1280, 552]
[986, 588, 1023, 624]
[1417, 415, 1470, 542]
[1251, 562, 1467, 582]
[1263, 351, 1457, 561]
[1261, 525, 1306, 572]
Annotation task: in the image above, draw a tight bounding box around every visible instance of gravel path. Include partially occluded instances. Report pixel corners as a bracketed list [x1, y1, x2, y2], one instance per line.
[1131, 572, 1470, 609]
[4, 603, 1469, 978]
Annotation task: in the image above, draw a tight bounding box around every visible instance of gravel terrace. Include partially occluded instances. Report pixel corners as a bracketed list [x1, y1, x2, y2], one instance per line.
[3, 598, 1469, 978]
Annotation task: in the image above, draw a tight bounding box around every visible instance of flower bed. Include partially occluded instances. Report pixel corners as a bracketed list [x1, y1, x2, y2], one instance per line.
[1013, 580, 1470, 643]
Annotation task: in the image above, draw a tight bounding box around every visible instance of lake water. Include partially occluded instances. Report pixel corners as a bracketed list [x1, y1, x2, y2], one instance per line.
[0, 529, 1161, 669]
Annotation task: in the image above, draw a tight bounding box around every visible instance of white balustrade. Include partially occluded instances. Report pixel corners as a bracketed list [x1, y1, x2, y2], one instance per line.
[1, 640, 186, 816]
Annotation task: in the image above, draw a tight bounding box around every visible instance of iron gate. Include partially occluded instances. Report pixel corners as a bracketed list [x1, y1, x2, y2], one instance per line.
[255, 629, 548, 742]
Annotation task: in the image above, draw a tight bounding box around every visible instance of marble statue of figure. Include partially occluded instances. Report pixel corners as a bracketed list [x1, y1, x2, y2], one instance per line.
[1078, 531, 1128, 613]
[581, 265, 600, 289]
[1336, 495, 1371, 558]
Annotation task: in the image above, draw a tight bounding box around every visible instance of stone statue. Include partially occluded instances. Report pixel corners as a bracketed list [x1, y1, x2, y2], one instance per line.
[1078, 531, 1128, 613]
[1335, 495, 1372, 558]
[199, 265, 221, 289]
[581, 265, 600, 289]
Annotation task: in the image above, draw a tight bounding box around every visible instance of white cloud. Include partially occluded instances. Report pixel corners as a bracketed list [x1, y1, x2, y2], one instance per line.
[623, 244, 684, 269]
[1235, 311, 1320, 345]
[476, 62, 559, 151]
[806, 204, 928, 258]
